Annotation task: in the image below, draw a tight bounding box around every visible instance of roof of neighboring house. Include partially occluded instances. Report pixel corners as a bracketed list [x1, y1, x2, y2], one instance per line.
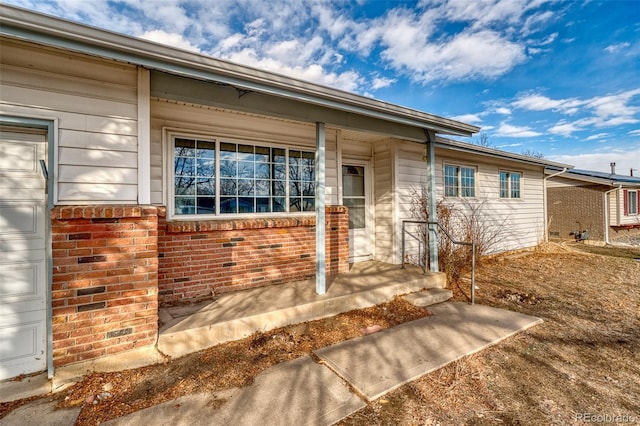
[0, 4, 479, 137]
[545, 167, 640, 187]
[436, 137, 574, 169]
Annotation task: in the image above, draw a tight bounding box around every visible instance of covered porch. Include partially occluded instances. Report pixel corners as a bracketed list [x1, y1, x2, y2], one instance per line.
[157, 261, 449, 358]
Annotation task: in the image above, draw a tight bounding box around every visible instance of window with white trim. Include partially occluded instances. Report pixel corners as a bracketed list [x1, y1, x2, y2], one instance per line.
[171, 136, 315, 217]
[444, 164, 476, 197]
[500, 171, 522, 199]
[628, 190, 638, 215]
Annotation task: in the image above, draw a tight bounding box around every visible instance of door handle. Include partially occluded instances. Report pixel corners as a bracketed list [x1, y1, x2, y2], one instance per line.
[39, 159, 48, 180]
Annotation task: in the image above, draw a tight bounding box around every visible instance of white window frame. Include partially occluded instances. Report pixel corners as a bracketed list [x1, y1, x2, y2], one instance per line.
[628, 190, 638, 215]
[499, 170, 523, 199]
[165, 130, 316, 220]
[444, 163, 476, 198]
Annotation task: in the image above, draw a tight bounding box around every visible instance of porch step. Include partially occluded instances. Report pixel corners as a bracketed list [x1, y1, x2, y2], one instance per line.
[157, 261, 445, 358]
[403, 288, 453, 307]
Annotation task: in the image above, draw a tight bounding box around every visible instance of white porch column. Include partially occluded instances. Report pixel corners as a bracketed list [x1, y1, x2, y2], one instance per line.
[315, 122, 327, 294]
[137, 67, 151, 205]
[425, 130, 439, 272]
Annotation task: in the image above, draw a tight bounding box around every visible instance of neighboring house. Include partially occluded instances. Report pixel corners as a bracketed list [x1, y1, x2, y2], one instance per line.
[546, 168, 640, 243]
[0, 5, 570, 380]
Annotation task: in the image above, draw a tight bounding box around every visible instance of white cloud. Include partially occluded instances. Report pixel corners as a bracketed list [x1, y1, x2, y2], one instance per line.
[452, 114, 483, 124]
[495, 107, 512, 115]
[549, 149, 640, 174]
[585, 133, 610, 141]
[495, 123, 542, 137]
[604, 42, 631, 53]
[139, 30, 201, 53]
[370, 76, 396, 90]
[629, 130, 640, 136]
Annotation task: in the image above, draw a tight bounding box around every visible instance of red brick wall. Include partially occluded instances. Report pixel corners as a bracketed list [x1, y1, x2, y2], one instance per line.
[51, 206, 158, 367]
[547, 185, 606, 240]
[158, 206, 349, 303]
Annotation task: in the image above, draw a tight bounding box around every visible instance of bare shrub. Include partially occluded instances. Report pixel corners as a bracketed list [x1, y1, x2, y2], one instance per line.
[408, 185, 509, 283]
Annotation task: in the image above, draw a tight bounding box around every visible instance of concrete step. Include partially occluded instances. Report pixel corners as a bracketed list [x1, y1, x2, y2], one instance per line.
[403, 288, 453, 307]
[157, 263, 445, 359]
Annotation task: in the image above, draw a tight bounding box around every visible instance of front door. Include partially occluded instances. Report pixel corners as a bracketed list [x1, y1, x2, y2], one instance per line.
[0, 127, 48, 380]
[342, 164, 373, 262]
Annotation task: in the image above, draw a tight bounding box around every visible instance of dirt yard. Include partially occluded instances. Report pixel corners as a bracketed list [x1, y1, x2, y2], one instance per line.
[343, 242, 640, 425]
[2, 242, 639, 425]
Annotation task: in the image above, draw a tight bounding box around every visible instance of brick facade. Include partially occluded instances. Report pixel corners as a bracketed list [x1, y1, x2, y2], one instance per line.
[547, 185, 607, 241]
[51, 206, 159, 367]
[157, 206, 349, 303]
[49, 204, 349, 366]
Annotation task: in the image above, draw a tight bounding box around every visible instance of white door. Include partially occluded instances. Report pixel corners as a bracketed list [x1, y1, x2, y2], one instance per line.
[0, 127, 48, 380]
[342, 164, 373, 262]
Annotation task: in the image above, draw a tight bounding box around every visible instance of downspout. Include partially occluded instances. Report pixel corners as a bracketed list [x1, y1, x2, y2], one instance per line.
[604, 186, 621, 244]
[424, 129, 438, 272]
[543, 168, 568, 242]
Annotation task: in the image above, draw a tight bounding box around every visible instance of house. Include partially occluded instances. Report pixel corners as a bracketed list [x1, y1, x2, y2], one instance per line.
[0, 4, 571, 381]
[546, 167, 640, 243]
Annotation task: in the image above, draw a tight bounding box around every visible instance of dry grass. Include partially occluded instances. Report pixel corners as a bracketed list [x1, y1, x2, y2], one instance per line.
[342, 243, 640, 425]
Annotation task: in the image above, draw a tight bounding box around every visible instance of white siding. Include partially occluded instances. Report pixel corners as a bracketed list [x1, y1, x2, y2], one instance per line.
[392, 141, 547, 257]
[373, 141, 394, 263]
[149, 99, 338, 206]
[0, 39, 138, 204]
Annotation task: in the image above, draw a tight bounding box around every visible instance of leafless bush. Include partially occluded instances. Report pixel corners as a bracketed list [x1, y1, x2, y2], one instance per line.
[408, 185, 509, 283]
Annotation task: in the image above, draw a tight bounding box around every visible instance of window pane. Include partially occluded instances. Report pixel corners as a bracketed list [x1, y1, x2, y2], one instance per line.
[220, 197, 237, 213]
[238, 161, 254, 178]
[256, 163, 270, 179]
[500, 172, 509, 198]
[196, 197, 215, 215]
[343, 198, 365, 229]
[255, 146, 270, 162]
[273, 164, 286, 181]
[303, 197, 315, 212]
[237, 144, 254, 161]
[174, 138, 195, 156]
[220, 143, 236, 159]
[175, 197, 195, 215]
[196, 178, 215, 195]
[238, 197, 254, 213]
[196, 141, 215, 158]
[273, 197, 286, 212]
[175, 177, 195, 195]
[220, 178, 237, 196]
[273, 148, 286, 163]
[510, 173, 521, 198]
[174, 157, 195, 176]
[197, 158, 214, 176]
[273, 180, 286, 196]
[444, 165, 459, 197]
[303, 181, 315, 197]
[238, 179, 254, 196]
[629, 191, 638, 215]
[256, 197, 270, 213]
[220, 160, 237, 177]
[255, 180, 270, 196]
[461, 167, 475, 197]
[289, 197, 302, 212]
[343, 166, 364, 196]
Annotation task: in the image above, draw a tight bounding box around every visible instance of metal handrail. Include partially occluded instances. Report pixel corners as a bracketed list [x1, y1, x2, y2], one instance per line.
[401, 220, 476, 305]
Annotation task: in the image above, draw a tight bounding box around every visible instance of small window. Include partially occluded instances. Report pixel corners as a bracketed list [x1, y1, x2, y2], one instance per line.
[629, 190, 638, 215]
[444, 164, 475, 198]
[500, 171, 522, 199]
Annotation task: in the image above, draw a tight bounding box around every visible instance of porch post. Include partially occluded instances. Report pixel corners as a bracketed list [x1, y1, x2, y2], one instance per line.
[425, 130, 439, 272]
[315, 122, 327, 294]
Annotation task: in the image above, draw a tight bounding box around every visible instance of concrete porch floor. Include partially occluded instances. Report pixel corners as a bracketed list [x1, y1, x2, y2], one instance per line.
[158, 261, 446, 358]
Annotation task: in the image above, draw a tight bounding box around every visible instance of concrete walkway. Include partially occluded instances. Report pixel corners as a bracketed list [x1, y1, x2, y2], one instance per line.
[1, 303, 542, 426]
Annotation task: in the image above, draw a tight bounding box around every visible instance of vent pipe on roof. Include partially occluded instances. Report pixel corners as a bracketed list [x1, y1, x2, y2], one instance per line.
[610, 162, 616, 175]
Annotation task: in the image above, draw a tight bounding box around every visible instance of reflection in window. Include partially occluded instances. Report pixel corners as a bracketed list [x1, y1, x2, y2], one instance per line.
[500, 171, 522, 199]
[342, 165, 365, 229]
[173, 137, 314, 216]
[444, 164, 475, 198]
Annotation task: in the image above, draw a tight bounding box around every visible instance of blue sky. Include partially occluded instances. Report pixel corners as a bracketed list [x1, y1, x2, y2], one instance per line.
[4, 0, 640, 174]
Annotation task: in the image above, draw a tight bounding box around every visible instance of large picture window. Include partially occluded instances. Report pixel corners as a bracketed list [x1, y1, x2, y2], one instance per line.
[172, 136, 315, 217]
[500, 171, 522, 199]
[444, 164, 476, 198]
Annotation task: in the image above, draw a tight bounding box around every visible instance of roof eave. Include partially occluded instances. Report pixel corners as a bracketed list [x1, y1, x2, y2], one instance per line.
[0, 4, 479, 137]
